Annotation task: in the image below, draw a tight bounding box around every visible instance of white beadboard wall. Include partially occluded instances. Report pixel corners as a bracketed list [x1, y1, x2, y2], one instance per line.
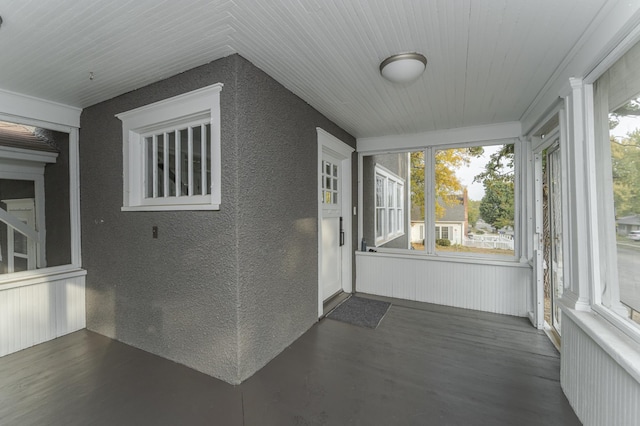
[356, 253, 530, 316]
[0, 271, 86, 357]
[561, 313, 640, 426]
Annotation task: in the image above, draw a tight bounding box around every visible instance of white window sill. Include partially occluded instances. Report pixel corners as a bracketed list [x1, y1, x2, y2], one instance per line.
[356, 249, 528, 268]
[561, 304, 640, 383]
[375, 232, 405, 247]
[122, 204, 220, 212]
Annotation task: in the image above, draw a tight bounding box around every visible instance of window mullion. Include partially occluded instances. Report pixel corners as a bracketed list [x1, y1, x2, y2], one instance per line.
[152, 135, 158, 198]
[163, 132, 169, 198]
[425, 147, 436, 254]
[188, 126, 194, 196]
[175, 130, 181, 197]
[384, 176, 389, 239]
[201, 123, 207, 195]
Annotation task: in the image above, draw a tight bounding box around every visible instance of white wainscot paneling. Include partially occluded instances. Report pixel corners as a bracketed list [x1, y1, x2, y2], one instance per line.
[0, 270, 86, 357]
[561, 311, 640, 426]
[356, 253, 530, 316]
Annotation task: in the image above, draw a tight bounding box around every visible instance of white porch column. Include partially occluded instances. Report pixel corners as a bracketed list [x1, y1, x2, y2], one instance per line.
[561, 78, 593, 311]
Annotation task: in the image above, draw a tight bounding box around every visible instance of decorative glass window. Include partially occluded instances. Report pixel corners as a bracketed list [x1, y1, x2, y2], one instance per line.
[117, 83, 222, 211]
[374, 165, 405, 244]
[143, 121, 211, 200]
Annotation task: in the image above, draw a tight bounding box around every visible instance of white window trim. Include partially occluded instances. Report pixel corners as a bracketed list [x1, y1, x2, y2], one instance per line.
[374, 164, 405, 245]
[0, 92, 82, 291]
[116, 83, 222, 211]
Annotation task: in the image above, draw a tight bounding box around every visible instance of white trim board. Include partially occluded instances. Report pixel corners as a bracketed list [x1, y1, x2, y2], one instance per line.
[0, 88, 81, 129]
[357, 122, 522, 153]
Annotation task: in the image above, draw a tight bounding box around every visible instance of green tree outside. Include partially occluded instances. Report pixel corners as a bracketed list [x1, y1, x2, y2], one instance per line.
[479, 180, 515, 229]
[611, 129, 640, 217]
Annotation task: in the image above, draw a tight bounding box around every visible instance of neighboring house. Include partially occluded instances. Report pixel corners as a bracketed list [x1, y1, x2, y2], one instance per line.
[411, 190, 468, 246]
[617, 214, 640, 235]
[435, 191, 468, 245]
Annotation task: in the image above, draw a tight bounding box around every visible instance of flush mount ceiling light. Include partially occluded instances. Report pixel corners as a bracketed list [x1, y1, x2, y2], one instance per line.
[379, 52, 427, 83]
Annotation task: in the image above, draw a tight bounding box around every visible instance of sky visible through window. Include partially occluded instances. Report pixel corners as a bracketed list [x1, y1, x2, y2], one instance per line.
[455, 145, 501, 201]
[611, 115, 640, 139]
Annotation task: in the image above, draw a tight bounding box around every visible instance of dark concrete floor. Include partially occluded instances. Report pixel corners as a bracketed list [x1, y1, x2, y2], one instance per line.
[0, 296, 581, 425]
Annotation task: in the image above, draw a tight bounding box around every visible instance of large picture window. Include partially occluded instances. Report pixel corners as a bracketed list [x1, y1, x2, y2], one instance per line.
[433, 145, 515, 256]
[0, 121, 72, 275]
[361, 144, 515, 258]
[592, 38, 640, 327]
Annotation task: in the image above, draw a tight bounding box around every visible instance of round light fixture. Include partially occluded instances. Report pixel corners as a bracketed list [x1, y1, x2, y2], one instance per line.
[379, 52, 427, 83]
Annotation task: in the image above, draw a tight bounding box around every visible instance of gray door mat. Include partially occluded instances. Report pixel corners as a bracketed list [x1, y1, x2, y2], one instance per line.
[326, 296, 391, 329]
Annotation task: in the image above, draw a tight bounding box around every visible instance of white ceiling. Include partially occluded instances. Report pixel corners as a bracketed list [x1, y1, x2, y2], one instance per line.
[0, 0, 609, 138]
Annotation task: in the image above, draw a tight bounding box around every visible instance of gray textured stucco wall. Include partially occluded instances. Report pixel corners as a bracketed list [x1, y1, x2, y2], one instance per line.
[81, 56, 241, 383]
[80, 54, 356, 384]
[233, 57, 356, 381]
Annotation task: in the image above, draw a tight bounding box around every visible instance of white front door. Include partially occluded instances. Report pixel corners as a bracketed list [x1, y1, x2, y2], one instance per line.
[317, 129, 354, 317]
[321, 152, 343, 299]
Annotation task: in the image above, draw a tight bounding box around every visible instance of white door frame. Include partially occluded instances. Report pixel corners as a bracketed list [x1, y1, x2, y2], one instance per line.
[317, 128, 354, 317]
[532, 123, 565, 330]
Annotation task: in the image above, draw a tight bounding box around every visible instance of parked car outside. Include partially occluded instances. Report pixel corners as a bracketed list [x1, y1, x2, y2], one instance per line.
[628, 230, 640, 241]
